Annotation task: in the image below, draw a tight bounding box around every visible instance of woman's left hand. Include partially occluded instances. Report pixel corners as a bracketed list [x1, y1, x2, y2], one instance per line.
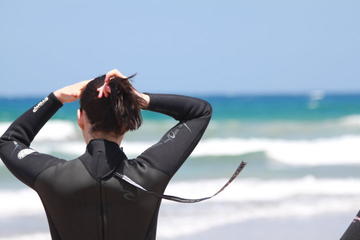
[54, 80, 91, 103]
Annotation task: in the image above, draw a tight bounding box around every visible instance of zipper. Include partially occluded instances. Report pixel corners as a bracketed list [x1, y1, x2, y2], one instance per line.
[99, 180, 106, 240]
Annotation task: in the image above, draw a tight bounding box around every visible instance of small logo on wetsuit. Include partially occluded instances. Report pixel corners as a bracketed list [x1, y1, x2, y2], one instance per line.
[33, 97, 49, 112]
[353, 216, 360, 223]
[18, 148, 36, 159]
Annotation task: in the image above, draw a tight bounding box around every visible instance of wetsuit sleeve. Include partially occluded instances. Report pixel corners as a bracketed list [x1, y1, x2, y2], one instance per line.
[0, 93, 66, 188]
[340, 211, 360, 240]
[136, 93, 212, 177]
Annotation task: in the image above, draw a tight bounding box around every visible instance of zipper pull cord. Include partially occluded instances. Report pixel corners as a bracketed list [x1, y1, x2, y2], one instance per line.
[114, 161, 247, 203]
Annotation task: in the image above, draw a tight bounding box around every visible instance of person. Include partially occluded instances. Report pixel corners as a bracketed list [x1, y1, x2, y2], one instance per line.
[0, 69, 212, 240]
[340, 211, 360, 240]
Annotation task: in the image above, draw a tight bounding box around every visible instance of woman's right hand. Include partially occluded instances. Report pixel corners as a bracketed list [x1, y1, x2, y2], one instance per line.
[54, 80, 91, 104]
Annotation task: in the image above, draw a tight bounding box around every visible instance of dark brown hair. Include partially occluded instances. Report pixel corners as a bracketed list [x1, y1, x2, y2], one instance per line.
[80, 74, 145, 136]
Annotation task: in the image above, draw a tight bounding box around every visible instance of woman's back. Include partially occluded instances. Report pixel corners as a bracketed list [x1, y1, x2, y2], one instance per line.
[36, 140, 168, 240]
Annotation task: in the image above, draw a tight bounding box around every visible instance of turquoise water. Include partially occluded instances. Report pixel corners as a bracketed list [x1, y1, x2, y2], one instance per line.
[1, 93, 360, 121]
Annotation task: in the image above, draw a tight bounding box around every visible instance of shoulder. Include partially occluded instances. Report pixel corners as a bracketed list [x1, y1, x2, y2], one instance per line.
[123, 158, 171, 192]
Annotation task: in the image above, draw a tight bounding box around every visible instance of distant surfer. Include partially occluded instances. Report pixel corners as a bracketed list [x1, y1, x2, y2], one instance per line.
[0, 69, 244, 239]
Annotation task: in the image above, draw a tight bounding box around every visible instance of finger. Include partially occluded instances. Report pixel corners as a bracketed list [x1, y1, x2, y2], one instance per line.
[104, 86, 111, 97]
[107, 69, 126, 79]
[106, 86, 111, 95]
[103, 88, 108, 98]
[117, 71, 126, 78]
[104, 75, 110, 84]
[97, 87, 104, 98]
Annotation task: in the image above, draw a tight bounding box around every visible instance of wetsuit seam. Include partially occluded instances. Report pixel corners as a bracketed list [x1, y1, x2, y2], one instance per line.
[79, 157, 101, 182]
[99, 181, 105, 240]
[32, 161, 65, 189]
[150, 164, 172, 179]
[103, 181, 109, 240]
[136, 156, 172, 179]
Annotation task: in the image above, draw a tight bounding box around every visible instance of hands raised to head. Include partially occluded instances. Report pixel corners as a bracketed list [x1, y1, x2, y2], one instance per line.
[53, 69, 149, 107]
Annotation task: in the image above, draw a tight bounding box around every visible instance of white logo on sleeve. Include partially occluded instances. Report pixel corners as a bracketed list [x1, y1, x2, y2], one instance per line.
[33, 97, 49, 113]
[18, 149, 36, 159]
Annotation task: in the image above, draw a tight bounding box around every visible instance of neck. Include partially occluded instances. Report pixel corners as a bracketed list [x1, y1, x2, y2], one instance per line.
[83, 131, 124, 145]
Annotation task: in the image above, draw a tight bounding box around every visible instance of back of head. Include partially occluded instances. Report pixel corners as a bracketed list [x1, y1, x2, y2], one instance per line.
[80, 74, 145, 136]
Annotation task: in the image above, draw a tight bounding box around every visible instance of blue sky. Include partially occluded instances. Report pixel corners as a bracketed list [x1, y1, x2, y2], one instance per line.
[0, 0, 359, 96]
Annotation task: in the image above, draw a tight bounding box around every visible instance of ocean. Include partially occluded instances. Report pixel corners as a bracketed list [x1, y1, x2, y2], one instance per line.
[1, 92, 360, 239]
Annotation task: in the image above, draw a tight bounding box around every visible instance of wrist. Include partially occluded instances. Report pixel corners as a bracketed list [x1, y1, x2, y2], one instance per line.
[53, 90, 65, 104]
[141, 93, 150, 108]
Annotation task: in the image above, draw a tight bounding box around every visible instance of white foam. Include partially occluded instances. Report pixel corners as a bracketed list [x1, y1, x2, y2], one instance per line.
[32, 141, 86, 157]
[339, 114, 360, 127]
[0, 120, 79, 142]
[0, 189, 44, 218]
[265, 136, 360, 165]
[0, 233, 50, 240]
[164, 176, 360, 202]
[192, 135, 360, 165]
[36, 120, 79, 141]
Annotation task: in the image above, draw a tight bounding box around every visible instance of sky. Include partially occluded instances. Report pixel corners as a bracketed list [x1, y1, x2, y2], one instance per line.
[0, 0, 359, 96]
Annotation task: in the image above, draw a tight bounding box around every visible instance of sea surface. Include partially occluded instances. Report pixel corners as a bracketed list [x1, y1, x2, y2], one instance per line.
[1, 92, 360, 239]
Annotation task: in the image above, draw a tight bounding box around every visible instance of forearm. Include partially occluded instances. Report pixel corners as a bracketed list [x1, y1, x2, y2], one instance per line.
[53, 79, 91, 104]
[0, 93, 63, 147]
[136, 93, 212, 177]
[144, 93, 212, 121]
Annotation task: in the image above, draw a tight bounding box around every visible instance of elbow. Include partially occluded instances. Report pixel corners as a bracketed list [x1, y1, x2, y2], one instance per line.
[0, 135, 8, 152]
[0, 134, 8, 145]
[0, 135, 11, 150]
[200, 100, 212, 119]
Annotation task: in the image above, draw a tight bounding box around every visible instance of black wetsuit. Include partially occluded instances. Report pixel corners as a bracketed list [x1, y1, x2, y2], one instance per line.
[0, 92, 212, 240]
[341, 211, 360, 240]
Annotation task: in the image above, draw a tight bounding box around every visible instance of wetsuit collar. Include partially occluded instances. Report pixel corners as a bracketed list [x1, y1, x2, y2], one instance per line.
[80, 139, 128, 181]
[86, 139, 122, 154]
